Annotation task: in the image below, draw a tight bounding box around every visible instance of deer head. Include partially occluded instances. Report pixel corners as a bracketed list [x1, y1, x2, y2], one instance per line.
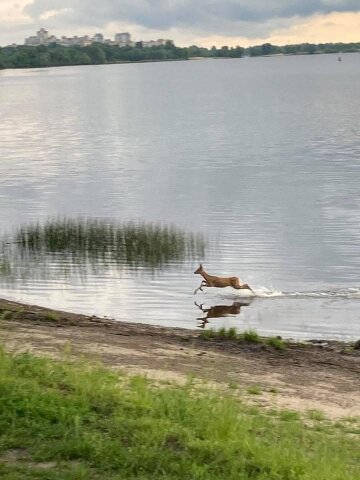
[194, 264, 204, 275]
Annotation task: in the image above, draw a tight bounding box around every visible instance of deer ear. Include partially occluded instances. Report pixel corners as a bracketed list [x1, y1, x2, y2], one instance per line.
[199, 263, 203, 268]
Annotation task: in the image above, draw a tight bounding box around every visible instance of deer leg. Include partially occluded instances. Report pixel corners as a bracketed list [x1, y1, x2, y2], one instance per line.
[197, 318, 209, 328]
[194, 301, 205, 311]
[194, 281, 208, 295]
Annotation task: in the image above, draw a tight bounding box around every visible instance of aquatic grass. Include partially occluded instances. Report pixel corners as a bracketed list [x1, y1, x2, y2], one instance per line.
[0, 348, 359, 479]
[2, 218, 206, 277]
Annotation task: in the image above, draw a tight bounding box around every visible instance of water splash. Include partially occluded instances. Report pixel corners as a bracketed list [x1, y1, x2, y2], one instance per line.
[200, 286, 360, 300]
[284, 288, 360, 299]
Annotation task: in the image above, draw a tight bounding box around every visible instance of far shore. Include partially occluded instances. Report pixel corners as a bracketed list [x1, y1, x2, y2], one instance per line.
[1, 297, 359, 419]
[1, 50, 358, 73]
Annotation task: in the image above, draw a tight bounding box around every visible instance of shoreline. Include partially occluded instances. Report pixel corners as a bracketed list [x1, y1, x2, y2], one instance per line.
[1, 50, 358, 72]
[1, 297, 359, 419]
[0, 296, 357, 346]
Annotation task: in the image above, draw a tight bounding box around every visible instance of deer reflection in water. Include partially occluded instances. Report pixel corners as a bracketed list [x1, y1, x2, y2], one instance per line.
[195, 300, 252, 328]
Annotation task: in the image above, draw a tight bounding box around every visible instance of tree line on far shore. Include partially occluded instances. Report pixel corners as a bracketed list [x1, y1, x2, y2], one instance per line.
[0, 40, 359, 70]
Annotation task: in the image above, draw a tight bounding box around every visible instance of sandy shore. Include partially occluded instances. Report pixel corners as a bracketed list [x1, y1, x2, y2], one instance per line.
[1, 297, 359, 419]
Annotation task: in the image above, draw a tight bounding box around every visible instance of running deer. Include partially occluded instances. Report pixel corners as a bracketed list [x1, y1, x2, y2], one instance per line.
[193, 264, 254, 294]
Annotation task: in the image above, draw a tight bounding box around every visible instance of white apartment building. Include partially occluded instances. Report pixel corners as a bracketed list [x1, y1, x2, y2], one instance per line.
[142, 39, 174, 48]
[25, 28, 50, 46]
[24, 29, 173, 49]
[58, 35, 92, 47]
[115, 32, 131, 45]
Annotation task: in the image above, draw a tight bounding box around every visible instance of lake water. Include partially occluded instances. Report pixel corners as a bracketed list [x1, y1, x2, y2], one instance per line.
[1, 53, 359, 340]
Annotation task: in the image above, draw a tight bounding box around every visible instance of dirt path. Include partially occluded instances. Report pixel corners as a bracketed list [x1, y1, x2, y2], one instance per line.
[1, 298, 359, 419]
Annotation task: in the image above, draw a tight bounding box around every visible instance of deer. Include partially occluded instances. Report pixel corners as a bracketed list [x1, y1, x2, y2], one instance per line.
[194, 264, 254, 295]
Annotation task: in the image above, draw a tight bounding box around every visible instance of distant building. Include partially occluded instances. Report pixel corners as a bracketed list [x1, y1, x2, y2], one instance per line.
[142, 39, 174, 48]
[37, 28, 49, 43]
[115, 32, 131, 45]
[23, 28, 174, 49]
[25, 35, 40, 46]
[93, 33, 104, 43]
[25, 28, 52, 46]
[58, 35, 92, 47]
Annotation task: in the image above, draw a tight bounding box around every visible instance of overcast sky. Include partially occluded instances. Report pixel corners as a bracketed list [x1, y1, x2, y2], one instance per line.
[1, 1, 360, 47]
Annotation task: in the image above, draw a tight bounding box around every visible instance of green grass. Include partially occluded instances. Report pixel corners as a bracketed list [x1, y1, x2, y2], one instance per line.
[247, 385, 262, 395]
[280, 410, 301, 422]
[199, 327, 238, 341]
[200, 328, 263, 344]
[241, 329, 261, 343]
[199, 328, 216, 340]
[307, 409, 327, 422]
[199, 328, 288, 350]
[14, 309, 25, 319]
[0, 348, 359, 479]
[42, 311, 60, 322]
[267, 336, 287, 350]
[1, 310, 13, 320]
[226, 327, 238, 339]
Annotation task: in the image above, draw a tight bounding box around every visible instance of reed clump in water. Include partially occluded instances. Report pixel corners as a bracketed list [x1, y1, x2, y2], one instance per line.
[0, 217, 205, 280]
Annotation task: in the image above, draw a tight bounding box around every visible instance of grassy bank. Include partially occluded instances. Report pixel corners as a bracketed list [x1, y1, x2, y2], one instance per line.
[0, 348, 358, 479]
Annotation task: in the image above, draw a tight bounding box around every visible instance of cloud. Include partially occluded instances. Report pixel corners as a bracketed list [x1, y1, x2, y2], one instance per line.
[195, 11, 360, 48]
[0, 0, 32, 24]
[1, 1, 360, 46]
[23, 0, 360, 33]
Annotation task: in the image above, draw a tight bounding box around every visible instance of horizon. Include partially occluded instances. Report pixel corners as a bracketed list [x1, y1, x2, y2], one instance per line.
[1, 1, 360, 48]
